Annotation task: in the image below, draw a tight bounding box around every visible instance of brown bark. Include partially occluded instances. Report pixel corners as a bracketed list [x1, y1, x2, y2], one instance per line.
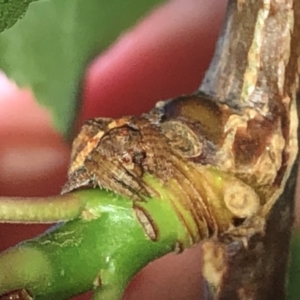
[200, 0, 300, 299]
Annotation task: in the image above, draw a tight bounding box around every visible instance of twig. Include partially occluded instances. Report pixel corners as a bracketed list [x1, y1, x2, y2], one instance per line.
[0, 194, 85, 223]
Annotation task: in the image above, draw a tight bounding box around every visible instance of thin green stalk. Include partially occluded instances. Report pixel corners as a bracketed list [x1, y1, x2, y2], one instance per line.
[0, 194, 85, 223]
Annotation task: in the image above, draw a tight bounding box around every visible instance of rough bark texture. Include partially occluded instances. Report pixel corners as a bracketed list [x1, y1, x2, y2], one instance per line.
[200, 0, 300, 299]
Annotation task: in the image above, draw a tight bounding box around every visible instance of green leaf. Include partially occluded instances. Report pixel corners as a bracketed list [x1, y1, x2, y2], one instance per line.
[0, 0, 164, 137]
[0, 0, 38, 33]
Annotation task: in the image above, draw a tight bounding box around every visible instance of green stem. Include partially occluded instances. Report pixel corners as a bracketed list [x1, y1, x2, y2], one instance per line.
[0, 187, 191, 299]
[0, 166, 253, 298]
[0, 194, 85, 223]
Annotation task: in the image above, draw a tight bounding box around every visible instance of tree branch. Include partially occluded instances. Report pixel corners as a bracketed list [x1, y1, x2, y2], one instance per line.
[199, 0, 300, 299]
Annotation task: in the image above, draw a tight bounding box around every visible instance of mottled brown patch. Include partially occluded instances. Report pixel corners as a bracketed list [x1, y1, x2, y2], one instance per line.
[69, 118, 113, 173]
[62, 117, 151, 200]
[233, 117, 275, 166]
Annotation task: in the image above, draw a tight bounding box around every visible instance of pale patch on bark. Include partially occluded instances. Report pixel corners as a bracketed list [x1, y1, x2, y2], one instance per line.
[223, 179, 260, 219]
[202, 241, 227, 295]
[240, 0, 270, 107]
[70, 131, 105, 173]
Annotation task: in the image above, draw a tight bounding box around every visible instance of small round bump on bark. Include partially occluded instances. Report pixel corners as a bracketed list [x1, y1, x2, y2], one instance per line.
[223, 180, 260, 219]
[161, 120, 202, 158]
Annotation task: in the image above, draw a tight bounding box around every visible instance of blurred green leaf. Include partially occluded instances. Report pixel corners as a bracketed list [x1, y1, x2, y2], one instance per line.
[0, 0, 38, 33]
[0, 0, 164, 137]
[288, 229, 300, 300]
